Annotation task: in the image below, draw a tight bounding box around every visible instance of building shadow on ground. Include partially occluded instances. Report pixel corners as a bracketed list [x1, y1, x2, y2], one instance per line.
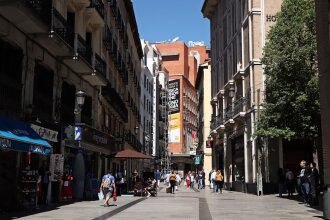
[0, 200, 78, 220]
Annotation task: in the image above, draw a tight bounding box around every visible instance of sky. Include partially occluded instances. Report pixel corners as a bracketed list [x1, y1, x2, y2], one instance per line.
[132, 0, 210, 48]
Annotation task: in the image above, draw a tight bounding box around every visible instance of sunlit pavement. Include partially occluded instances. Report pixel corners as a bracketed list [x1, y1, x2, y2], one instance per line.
[1, 184, 324, 220]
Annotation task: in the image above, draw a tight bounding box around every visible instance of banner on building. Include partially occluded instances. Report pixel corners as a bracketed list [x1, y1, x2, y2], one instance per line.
[49, 154, 64, 182]
[168, 113, 180, 143]
[168, 79, 180, 114]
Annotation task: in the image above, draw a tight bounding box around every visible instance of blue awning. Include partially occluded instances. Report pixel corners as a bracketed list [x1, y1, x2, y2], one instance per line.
[0, 115, 52, 155]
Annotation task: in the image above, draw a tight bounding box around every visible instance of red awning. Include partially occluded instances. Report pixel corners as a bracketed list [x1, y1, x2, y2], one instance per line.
[114, 149, 153, 159]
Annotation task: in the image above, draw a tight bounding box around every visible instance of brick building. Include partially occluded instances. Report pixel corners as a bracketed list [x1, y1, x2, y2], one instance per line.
[155, 42, 208, 174]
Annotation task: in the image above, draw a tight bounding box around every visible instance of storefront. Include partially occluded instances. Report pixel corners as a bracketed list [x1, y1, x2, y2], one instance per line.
[0, 115, 52, 211]
[63, 125, 112, 200]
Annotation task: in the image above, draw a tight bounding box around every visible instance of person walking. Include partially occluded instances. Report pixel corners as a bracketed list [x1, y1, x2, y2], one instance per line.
[185, 172, 191, 189]
[175, 172, 181, 191]
[210, 169, 216, 192]
[101, 171, 116, 207]
[154, 170, 161, 187]
[169, 171, 176, 194]
[285, 168, 295, 197]
[190, 171, 195, 189]
[299, 160, 311, 204]
[215, 170, 224, 194]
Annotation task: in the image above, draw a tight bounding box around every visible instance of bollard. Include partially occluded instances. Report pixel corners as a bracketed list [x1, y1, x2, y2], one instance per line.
[324, 185, 330, 220]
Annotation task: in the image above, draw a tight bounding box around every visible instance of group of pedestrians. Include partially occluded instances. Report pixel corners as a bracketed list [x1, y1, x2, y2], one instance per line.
[278, 160, 320, 206]
[209, 169, 224, 194]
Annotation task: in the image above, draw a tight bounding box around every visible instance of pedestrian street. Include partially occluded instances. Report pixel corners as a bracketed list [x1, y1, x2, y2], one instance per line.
[1, 184, 323, 220]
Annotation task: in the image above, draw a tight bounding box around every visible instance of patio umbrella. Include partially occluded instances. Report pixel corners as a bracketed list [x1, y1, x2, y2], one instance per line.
[112, 149, 153, 194]
[113, 149, 153, 159]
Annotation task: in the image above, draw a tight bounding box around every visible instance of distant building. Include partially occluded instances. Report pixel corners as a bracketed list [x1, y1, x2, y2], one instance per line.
[155, 42, 208, 174]
[195, 56, 213, 180]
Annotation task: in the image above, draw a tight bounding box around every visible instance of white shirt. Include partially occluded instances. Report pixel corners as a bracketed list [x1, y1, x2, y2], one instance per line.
[211, 171, 216, 180]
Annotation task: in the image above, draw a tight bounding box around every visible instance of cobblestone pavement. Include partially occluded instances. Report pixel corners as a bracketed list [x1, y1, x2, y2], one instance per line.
[1, 184, 324, 220]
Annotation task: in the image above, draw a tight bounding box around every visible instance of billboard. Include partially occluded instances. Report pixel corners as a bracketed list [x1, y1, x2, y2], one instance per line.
[168, 79, 180, 114]
[168, 113, 180, 143]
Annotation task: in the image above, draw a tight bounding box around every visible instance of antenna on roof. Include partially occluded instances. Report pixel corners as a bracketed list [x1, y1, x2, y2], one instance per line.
[172, 37, 179, 42]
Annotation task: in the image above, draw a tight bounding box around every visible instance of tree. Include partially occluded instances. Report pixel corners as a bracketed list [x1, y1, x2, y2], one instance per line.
[255, 0, 320, 139]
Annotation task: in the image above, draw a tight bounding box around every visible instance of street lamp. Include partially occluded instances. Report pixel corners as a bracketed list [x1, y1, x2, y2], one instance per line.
[228, 82, 235, 98]
[134, 126, 139, 135]
[74, 90, 86, 115]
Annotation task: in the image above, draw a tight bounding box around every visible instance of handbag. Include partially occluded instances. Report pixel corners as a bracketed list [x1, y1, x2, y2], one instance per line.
[98, 191, 104, 200]
[113, 191, 117, 201]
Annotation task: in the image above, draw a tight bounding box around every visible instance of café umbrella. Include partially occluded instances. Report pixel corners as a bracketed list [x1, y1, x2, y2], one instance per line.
[113, 149, 153, 194]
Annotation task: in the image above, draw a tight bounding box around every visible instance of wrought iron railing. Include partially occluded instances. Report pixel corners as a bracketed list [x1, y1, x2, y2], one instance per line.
[95, 53, 106, 78]
[52, 8, 74, 48]
[233, 97, 245, 116]
[77, 34, 92, 65]
[224, 106, 233, 122]
[22, 0, 52, 23]
[89, 0, 104, 19]
[101, 85, 128, 122]
[102, 25, 112, 51]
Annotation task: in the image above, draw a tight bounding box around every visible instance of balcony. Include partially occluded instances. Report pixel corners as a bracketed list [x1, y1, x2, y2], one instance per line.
[0, 0, 51, 33]
[232, 97, 246, 118]
[85, 0, 104, 26]
[210, 114, 224, 131]
[101, 84, 128, 122]
[103, 25, 112, 51]
[224, 106, 233, 123]
[109, 0, 118, 17]
[83, 52, 107, 86]
[0, 1, 74, 57]
[63, 34, 93, 74]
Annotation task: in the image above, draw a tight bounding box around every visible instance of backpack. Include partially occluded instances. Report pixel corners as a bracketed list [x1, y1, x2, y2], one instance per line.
[170, 174, 176, 181]
[103, 175, 112, 188]
[215, 173, 223, 181]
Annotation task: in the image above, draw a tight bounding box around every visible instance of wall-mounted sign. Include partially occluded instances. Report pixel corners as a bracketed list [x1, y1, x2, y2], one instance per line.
[265, 14, 277, 22]
[49, 154, 64, 182]
[31, 124, 58, 142]
[168, 79, 180, 114]
[168, 113, 181, 143]
[188, 41, 205, 47]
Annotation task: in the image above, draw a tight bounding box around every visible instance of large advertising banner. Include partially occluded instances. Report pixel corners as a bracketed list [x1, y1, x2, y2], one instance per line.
[168, 79, 180, 114]
[168, 113, 180, 143]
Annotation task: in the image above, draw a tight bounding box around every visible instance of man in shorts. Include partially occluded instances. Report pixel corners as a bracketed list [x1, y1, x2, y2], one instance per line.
[101, 171, 116, 207]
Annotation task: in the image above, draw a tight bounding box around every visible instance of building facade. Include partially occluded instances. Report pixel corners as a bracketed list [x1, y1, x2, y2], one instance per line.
[202, 0, 283, 194]
[155, 42, 207, 174]
[196, 58, 213, 181]
[315, 0, 330, 187]
[0, 0, 142, 209]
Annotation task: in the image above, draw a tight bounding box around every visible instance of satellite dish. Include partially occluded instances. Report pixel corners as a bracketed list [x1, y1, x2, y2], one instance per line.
[172, 37, 179, 42]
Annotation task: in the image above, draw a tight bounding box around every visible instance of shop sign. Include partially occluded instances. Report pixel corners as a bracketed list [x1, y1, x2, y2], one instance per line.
[194, 155, 201, 165]
[0, 137, 12, 149]
[31, 124, 58, 142]
[82, 126, 110, 148]
[29, 144, 47, 154]
[206, 140, 212, 148]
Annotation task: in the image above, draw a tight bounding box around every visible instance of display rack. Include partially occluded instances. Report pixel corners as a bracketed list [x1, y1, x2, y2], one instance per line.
[20, 170, 38, 209]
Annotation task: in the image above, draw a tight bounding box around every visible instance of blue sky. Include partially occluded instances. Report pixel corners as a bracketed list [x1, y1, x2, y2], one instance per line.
[132, 0, 210, 48]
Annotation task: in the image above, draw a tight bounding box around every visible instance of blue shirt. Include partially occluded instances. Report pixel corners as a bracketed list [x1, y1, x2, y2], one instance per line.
[154, 171, 161, 180]
[102, 174, 115, 187]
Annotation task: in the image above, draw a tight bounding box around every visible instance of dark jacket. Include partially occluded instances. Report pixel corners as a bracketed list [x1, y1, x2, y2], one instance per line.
[300, 166, 312, 184]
